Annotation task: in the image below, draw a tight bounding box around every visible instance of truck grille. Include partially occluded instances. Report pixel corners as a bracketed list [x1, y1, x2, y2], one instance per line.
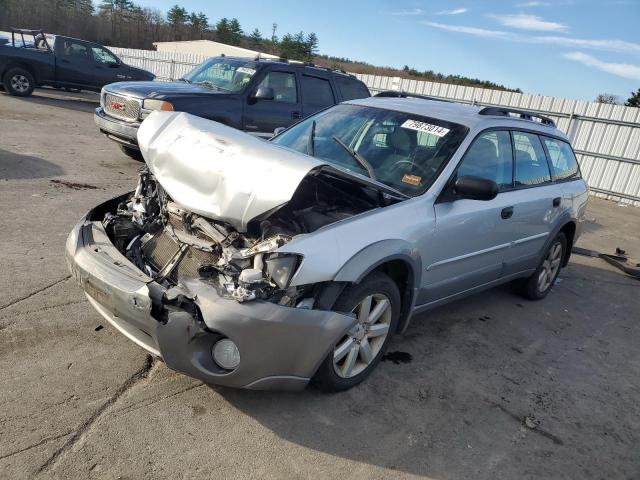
[103, 93, 141, 122]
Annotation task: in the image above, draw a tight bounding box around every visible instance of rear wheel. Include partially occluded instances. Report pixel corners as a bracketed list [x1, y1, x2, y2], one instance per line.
[514, 232, 566, 300]
[312, 271, 400, 392]
[3, 67, 35, 97]
[119, 145, 144, 162]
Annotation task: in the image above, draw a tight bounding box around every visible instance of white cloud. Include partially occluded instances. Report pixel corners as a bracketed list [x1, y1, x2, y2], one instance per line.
[536, 36, 640, 55]
[424, 22, 640, 55]
[489, 14, 568, 32]
[436, 8, 468, 15]
[423, 22, 508, 38]
[385, 8, 423, 16]
[564, 52, 640, 80]
[517, 1, 553, 6]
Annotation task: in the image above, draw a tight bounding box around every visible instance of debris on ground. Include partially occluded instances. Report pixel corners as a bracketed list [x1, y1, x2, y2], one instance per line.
[381, 351, 413, 364]
[94, 325, 104, 331]
[50, 179, 98, 190]
[524, 416, 540, 429]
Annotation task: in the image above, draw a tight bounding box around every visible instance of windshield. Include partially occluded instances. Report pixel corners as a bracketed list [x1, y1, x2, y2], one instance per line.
[183, 57, 258, 92]
[271, 104, 468, 196]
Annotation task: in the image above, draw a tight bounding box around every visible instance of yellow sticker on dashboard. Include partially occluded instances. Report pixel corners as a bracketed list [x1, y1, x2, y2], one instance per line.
[402, 174, 422, 186]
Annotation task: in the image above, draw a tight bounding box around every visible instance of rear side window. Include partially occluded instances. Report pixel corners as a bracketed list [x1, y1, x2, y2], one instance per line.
[335, 76, 370, 100]
[542, 137, 581, 180]
[513, 132, 551, 186]
[301, 75, 335, 113]
[458, 131, 513, 191]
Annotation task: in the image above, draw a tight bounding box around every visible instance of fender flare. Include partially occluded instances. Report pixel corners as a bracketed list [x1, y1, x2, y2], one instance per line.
[333, 239, 422, 333]
[537, 213, 576, 267]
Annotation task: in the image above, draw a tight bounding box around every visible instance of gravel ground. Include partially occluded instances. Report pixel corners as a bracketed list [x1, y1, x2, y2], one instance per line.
[1, 88, 639, 480]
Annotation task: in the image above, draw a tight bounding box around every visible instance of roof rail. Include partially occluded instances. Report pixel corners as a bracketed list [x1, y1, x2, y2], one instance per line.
[478, 106, 556, 127]
[374, 90, 452, 103]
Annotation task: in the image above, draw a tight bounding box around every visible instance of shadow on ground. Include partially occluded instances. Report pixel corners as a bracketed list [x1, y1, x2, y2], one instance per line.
[0, 148, 64, 180]
[211, 261, 640, 478]
[0, 88, 99, 114]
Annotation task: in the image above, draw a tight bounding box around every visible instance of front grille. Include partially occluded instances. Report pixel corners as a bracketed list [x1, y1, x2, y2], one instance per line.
[103, 93, 141, 122]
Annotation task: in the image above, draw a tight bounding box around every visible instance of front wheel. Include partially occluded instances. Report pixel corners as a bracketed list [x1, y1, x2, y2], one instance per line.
[514, 232, 567, 300]
[3, 67, 35, 97]
[312, 271, 401, 392]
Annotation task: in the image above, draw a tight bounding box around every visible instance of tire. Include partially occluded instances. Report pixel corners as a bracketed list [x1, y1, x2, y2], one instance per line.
[514, 232, 567, 300]
[119, 145, 145, 162]
[312, 271, 401, 392]
[3, 67, 35, 97]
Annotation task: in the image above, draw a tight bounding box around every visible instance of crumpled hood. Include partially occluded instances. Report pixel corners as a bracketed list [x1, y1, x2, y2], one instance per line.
[137, 111, 328, 232]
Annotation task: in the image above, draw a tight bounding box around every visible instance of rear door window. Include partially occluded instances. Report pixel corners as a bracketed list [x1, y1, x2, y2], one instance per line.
[301, 75, 335, 114]
[542, 137, 581, 181]
[335, 76, 370, 100]
[513, 132, 551, 186]
[458, 130, 513, 191]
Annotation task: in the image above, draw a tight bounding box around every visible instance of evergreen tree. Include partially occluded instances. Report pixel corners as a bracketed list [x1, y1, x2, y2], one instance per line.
[625, 89, 640, 107]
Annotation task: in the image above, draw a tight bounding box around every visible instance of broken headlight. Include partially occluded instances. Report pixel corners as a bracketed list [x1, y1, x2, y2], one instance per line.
[265, 254, 301, 289]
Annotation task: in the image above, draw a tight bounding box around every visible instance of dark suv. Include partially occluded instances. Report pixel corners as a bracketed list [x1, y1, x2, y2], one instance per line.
[94, 56, 370, 160]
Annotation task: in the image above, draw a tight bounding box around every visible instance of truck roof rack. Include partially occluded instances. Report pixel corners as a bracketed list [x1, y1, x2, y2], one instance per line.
[478, 106, 556, 127]
[9, 28, 51, 50]
[375, 90, 452, 103]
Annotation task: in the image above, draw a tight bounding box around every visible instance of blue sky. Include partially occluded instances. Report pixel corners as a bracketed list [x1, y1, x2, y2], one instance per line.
[135, 0, 640, 101]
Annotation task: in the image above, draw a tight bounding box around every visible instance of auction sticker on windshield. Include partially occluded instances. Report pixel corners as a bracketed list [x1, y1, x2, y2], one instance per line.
[237, 67, 256, 75]
[401, 119, 450, 137]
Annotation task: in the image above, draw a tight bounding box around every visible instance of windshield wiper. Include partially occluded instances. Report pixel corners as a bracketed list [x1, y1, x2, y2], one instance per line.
[178, 78, 190, 83]
[307, 120, 316, 157]
[332, 136, 377, 180]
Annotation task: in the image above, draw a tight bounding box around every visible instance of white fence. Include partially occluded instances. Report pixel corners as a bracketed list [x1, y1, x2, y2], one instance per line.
[110, 46, 640, 206]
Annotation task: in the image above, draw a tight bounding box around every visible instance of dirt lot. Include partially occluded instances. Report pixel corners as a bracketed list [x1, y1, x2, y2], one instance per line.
[1, 88, 639, 480]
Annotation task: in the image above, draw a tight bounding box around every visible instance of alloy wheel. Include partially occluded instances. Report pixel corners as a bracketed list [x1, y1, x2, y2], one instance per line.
[11, 75, 30, 93]
[537, 241, 563, 292]
[333, 293, 392, 379]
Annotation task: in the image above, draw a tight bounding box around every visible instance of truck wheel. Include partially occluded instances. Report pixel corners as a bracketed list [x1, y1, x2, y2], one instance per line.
[3, 68, 35, 97]
[312, 271, 400, 392]
[120, 145, 145, 162]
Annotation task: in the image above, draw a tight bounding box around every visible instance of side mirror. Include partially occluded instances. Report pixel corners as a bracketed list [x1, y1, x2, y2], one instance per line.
[253, 86, 274, 101]
[453, 176, 498, 201]
[273, 126, 286, 136]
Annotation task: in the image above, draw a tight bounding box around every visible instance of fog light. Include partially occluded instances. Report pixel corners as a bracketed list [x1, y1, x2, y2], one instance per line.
[212, 339, 240, 370]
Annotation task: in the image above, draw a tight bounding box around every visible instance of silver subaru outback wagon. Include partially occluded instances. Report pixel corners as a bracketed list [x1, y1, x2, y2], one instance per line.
[66, 93, 588, 391]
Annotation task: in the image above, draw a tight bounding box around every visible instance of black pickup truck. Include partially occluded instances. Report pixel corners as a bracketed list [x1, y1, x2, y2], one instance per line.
[95, 55, 371, 160]
[0, 29, 154, 97]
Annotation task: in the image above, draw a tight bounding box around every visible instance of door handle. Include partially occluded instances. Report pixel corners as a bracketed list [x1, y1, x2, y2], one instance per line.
[501, 206, 514, 219]
[552, 197, 561, 207]
[291, 111, 302, 119]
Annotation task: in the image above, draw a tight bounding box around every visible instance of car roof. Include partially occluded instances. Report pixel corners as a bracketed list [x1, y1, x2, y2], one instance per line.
[346, 96, 568, 139]
[217, 56, 361, 80]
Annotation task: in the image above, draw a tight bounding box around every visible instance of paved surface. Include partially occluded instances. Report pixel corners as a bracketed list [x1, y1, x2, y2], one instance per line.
[1, 88, 639, 480]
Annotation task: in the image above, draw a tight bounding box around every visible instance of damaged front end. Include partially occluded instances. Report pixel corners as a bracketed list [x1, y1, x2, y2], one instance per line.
[104, 162, 386, 306]
[67, 111, 406, 389]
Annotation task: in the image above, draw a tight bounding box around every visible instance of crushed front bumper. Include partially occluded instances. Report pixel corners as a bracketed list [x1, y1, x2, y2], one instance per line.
[94, 107, 140, 149]
[65, 196, 355, 390]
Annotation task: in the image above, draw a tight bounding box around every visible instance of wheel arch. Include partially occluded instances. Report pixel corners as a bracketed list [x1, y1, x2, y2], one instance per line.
[333, 240, 421, 334]
[2, 62, 38, 84]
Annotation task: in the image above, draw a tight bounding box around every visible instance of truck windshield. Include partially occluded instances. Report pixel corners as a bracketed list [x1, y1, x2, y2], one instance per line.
[183, 58, 258, 92]
[271, 104, 468, 196]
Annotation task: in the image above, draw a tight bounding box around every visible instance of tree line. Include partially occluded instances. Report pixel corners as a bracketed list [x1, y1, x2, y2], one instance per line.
[596, 90, 640, 107]
[0, 0, 536, 92]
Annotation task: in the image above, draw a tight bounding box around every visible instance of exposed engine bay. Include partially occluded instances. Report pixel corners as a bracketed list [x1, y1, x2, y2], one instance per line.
[103, 166, 396, 305]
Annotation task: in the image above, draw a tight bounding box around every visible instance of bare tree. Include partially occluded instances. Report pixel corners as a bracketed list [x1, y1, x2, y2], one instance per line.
[595, 93, 620, 105]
